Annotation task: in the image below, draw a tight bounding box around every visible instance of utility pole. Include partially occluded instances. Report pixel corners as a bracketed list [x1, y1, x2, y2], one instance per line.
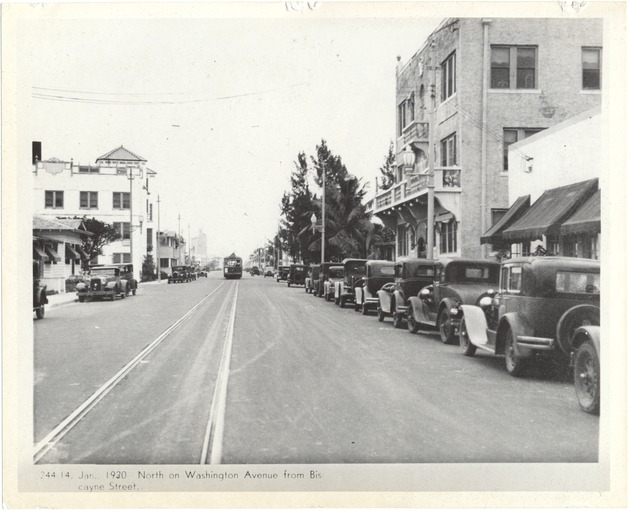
[321, 165, 326, 264]
[188, 222, 191, 265]
[157, 195, 161, 282]
[178, 214, 181, 264]
[427, 40, 436, 260]
[128, 168, 135, 279]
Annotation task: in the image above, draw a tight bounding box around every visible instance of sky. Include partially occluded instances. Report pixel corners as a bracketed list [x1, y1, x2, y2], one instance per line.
[19, 4, 439, 259]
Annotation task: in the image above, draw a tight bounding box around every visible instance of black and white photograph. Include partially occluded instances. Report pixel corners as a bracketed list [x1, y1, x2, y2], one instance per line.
[2, 0, 627, 507]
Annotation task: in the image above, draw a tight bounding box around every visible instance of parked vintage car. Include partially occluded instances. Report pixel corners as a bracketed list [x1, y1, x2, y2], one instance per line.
[276, 266, 290, 282]
[250, 266, 260, 276]
[458, 257, 600, 376]
[323, 265, 344, 302]
[354, 260, 395, 314]
[304, 265, 314, 293]
[197, 268, 208, 278]
[407, 258, 500, 343]
[76, 266, 129, 301]
[571, 325, 600, 415]
[110, 264, 139, 295]
[263, 266, 274, 278]
[287, 264, 307, 287]
[377, 258, 435, 326]
[314, 262, 336, 297]
[33, 277, 48, 319]
[168, 265, 192, 283]
[308, 264, 320, 295]
[334, 258, 368, 308]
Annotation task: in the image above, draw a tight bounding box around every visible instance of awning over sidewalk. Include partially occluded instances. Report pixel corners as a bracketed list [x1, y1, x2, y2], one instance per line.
[560, 189, 600, 235]
[65, 244, 81, 260]
[502, 179, 599, 241]
[480, 195, 531, 244]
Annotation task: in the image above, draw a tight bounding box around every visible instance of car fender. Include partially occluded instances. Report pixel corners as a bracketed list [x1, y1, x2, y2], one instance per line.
[334, 282, 341, 298]
[459, 305, 490, 347]
[105, 281, 117, 289]
[120, 278, 128, 289]
[76, 282, 86, 291]
[377, 289, 393, 314]
[436, 298, 459, 326]
[355, 287, 363, 305]
[408, 296, 432, 325]
[557, 304, 600, 355]
[496, 312, 535, 356]
[393, 290, 406, 313]
[571, 325, 600, 357]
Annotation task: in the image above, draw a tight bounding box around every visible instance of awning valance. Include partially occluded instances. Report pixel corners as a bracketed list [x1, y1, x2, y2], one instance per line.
[502, 179, 599, 241]
[33, 246, 49, 261]
[560, 189, 600, 235]
[481, 195, 531, 244]
[45, 246, 61, 262]
[435, 212, 455, 224]
[65, 244, 81, 260]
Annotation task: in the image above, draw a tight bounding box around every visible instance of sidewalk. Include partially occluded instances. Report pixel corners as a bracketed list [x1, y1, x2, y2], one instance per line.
[47, 279, 167, 309]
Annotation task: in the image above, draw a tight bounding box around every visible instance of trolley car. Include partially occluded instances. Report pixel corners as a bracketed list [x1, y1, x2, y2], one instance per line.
[223, 253, 243, 279]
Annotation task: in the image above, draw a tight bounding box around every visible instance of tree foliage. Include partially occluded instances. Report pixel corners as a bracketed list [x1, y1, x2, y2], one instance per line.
[79, 216, 121, 265]
[379, 140, 396, 190]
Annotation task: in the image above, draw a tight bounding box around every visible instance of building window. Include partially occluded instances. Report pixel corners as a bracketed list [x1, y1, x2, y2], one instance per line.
[78, 165, 100, 174]
[397, 101, 407, 137]
[409, 92, 415, 122]
[149, 203, 153, 222]
[117, 167, 128, 176]
[582, 47, 601, 90]
[439, 221, 458, 254]
[45, 190, 64, 209]
[441, 52, 456, 102]
[503, 128, 545, 171]
[113, 192, 130, 209]
[113, 252, 132, 264]
[440, 133, 457, 167]
[491, 46, 537, 89]
[113, 222, 131, 240]
[80, 191, 98, 209]
[147, 228, 153, 251]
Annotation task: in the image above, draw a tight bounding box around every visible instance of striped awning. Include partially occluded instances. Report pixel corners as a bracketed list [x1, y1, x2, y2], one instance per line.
[481, 195, 531, 244]
[502, 179, 599, 241]
[560, 189, 600, 235]
[45, 246, 61, 262]
[33, 246, 49, 261]
[65, 244, 81, 260]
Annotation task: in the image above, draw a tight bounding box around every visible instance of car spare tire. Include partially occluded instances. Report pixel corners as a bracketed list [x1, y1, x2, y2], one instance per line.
[557, 304, 600, 355]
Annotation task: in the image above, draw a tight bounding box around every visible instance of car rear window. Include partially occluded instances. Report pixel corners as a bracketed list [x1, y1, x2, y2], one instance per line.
[378, 267, 395, 276]
[414, 266, 434, 277]
[555, 271, 600, 294]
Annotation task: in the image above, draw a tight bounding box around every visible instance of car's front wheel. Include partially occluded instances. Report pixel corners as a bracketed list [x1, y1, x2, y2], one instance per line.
[377, 307, 385, 322]
[339, 296, 346, 308]
[78, 296, 85, 303]
[392, 312, 404, 329]
[439, 309, 456, 344]
[407, 306, 420, 333]
[459, 318, 477, 356]
[35, 306, 45, 319]
[574, 340, 600, 415]
[504, 326, 527, 376]
[132, 288, 137, 295]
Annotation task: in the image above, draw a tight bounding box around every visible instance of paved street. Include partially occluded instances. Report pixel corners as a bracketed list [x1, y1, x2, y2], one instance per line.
[34, 273, 598, 464]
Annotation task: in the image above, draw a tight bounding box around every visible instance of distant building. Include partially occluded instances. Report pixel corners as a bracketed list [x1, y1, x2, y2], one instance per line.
[157, 231, 186, 273]
[190, 229, 208, 266]
[367, 18, 602, 260]
[32, 145, 158, 281]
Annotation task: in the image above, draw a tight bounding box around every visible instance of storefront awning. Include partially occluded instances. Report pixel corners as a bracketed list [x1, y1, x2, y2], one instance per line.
[435, 212, 455, 224]
[481, 195, 531, 244]
[45, 245, 61, 262]
[33, 246, 49, 261]
[560, 189, 600, 235]
[65, 244, 81, 260]
[502, 179, 599, 241]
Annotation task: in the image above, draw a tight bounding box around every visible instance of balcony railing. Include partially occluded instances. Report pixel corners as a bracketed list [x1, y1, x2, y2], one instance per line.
[367, 167, 461, 214]
[402, 121, 429, 145]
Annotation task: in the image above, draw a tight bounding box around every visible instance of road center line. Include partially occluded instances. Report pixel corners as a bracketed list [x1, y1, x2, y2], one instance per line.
[33, 282, 227, 463]
[200, 281, 239, 464]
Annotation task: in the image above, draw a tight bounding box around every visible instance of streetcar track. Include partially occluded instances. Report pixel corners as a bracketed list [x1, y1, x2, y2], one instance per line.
[200, 281, 239, 464]
[33, 282, 228, 463]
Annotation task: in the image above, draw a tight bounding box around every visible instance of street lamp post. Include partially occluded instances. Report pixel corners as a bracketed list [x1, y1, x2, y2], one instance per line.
[157, 194, 161, 282]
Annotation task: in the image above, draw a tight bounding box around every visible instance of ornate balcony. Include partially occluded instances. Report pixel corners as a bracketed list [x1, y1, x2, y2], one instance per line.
[402, 121, 429, 148]
[367, 167, 461, 215]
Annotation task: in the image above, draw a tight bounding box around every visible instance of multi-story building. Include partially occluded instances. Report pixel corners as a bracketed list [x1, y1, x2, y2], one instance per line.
[190, 229, 208, 266]
[157, 231, 186, 274]
[33, 145, 158, 281]
[367, 18, 602, 260]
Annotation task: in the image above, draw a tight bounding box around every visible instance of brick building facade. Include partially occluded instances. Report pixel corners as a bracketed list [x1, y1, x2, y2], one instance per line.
[367, 17, 602, 260]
